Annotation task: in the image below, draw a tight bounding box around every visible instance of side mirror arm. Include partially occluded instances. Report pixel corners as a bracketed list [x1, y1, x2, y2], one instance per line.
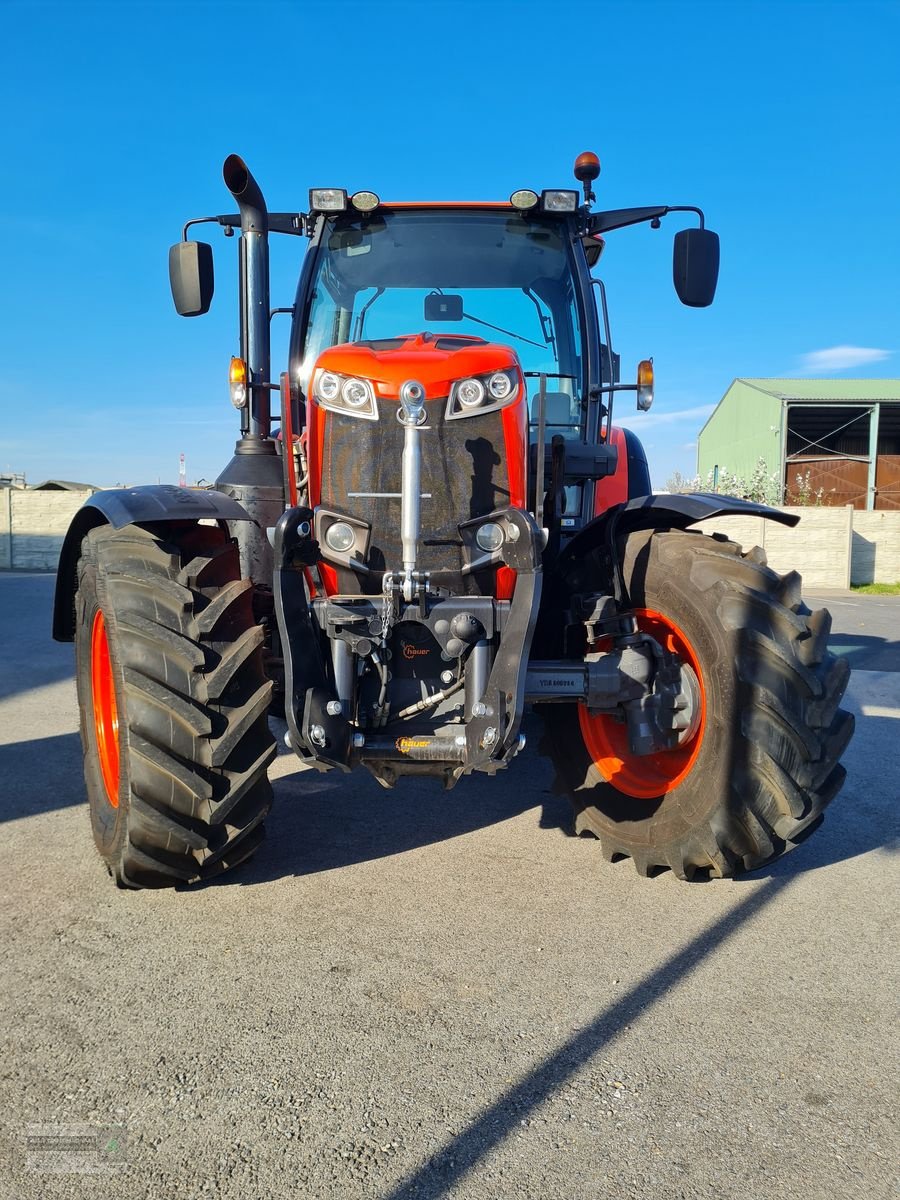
[589, 204, 707, 234]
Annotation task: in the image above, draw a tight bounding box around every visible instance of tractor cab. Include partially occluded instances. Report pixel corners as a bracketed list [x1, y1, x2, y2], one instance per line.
[293, 204, 589, 410]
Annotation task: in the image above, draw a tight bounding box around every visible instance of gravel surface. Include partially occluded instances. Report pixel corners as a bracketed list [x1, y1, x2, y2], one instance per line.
[1, 574, 897, 1199]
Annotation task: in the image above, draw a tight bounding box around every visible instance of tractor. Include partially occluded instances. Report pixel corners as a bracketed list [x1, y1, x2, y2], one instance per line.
[53, 152, 853, 887]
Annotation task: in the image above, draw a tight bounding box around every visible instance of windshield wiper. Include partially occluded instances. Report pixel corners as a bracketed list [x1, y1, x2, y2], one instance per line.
[459, 309, 546, 350]
[525, 288, 556, 357]
[353, 287, 385, 341]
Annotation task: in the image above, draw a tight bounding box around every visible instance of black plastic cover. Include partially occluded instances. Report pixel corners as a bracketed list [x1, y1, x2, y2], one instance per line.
[52, 486, 253, 641]
[424, 293, 464, 321]
[622, 428, 651, 497]
[76, 484, 252, 529]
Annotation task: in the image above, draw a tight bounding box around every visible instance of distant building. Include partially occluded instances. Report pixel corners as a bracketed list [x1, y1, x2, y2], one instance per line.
[29, 479, 99, 492]
[697, 379, 900, 510]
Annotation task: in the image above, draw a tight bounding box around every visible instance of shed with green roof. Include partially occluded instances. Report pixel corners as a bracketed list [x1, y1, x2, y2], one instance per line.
[697, 379, 900, 510]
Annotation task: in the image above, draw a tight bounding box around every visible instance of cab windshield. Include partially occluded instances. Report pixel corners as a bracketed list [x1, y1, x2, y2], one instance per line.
[297, 209, 587, 438]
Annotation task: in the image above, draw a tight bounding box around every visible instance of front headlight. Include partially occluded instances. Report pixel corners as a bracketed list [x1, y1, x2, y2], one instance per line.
[324, 521, 356, 553]
[446, 368, 519, 420]
[487, 371, 513, 400]
[341, 377, 371, 408]
[475, 522, 505, 553]
[312, 369, 378, 420]
[457, 378, 485, 408]
[317, 371, 341, 402]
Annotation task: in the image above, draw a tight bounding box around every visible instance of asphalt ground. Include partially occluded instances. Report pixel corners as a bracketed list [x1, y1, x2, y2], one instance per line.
[0, 574, 897, 1200]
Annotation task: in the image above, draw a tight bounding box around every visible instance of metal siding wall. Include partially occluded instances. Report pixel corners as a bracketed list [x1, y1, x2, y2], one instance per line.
[697, 382, 784, 482]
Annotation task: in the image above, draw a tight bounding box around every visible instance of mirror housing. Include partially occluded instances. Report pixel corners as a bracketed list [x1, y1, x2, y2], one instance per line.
[673, 228, 719, 308]
[581, 233, 605, 268]
[168, 240, 214, 316]
[424, 293, 463, 321]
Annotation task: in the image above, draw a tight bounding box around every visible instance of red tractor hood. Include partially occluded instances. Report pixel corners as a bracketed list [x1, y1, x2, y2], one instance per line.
[314, 333, 520, 400]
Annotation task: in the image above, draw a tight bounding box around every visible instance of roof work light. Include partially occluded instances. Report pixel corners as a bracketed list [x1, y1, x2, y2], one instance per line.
[541, 190, 579, 213]
[509, 189, 539, 210]
[350, 190, 380, 213]
[309, 188, 348, 213]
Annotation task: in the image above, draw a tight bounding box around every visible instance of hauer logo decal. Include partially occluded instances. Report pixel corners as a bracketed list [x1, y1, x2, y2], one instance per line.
[395, 737, 429, 754]
[401, 643, 430, 660]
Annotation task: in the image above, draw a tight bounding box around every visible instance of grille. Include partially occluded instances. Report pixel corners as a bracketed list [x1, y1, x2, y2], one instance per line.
[321, 397, 511, 580]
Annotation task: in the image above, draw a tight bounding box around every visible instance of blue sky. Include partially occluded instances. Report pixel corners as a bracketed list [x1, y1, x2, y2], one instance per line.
[2, 0, 898, 489]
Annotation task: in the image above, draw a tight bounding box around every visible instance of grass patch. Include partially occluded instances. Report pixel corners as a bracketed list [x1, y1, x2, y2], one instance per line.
[851, 581, 900, 594]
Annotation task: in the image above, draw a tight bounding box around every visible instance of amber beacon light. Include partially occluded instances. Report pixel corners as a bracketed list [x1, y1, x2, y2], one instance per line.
[574, 151, 601, 201]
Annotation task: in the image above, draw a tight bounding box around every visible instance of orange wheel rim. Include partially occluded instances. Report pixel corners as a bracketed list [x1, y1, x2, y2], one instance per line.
[578, 608, 706, 799]
[90, 610, 120, 808]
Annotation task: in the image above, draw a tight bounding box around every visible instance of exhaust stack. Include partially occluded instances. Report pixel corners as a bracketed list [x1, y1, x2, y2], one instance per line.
[223, 154, 271, 438]
[216, 155, 282, 590]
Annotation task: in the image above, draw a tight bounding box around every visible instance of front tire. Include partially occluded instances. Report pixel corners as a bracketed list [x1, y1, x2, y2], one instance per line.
[542, 529, 854, 880]
[74, 522, 276, 888]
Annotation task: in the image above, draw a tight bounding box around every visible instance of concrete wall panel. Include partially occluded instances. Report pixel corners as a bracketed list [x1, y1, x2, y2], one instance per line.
[851, 511, 900, 584]
[693, 505, 853, 589]
[3, 490, 92, 571]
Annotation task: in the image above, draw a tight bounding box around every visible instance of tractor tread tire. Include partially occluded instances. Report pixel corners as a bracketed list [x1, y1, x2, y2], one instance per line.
[541, 529, 853, 880]
[75, 522, 276, 889]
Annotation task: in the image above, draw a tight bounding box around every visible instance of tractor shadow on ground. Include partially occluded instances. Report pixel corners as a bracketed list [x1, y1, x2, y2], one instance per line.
[0, 574, 75, 704]
[824, 633, 900, 673]
[378, 872, 795, 1200]
[225, 714, 569, 887]
[0, 732, 85, 823]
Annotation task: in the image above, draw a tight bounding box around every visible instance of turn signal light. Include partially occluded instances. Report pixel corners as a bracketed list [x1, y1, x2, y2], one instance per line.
[637, 358, 654, 411]
[230, 357, 248, 409]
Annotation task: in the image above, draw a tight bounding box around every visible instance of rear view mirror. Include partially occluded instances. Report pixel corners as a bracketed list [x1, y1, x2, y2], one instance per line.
[424, 293, 463, 321]
[673, 228, 719, 308]
[168, 241, 214, 316]
[581, 233, 605, 268]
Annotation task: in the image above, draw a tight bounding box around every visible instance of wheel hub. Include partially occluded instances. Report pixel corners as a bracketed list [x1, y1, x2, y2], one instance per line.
[673, 662, 703, 746]
[578, 608, 707, 799]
